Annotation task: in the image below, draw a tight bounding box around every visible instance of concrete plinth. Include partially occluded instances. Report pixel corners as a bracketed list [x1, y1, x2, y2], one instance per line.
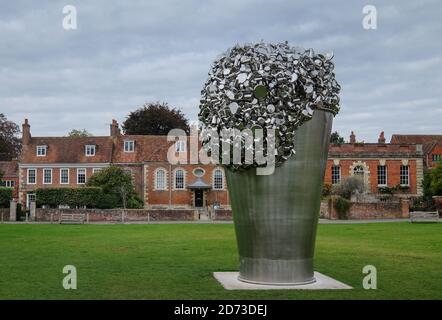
[213, 272, 352, 290]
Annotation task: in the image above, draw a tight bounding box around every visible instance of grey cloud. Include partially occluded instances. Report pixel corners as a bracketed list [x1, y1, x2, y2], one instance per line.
[0, 0, 441, 141]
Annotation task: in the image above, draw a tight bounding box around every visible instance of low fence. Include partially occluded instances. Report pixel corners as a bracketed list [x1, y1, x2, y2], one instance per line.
[320, 198, 410, 220]
[213, 209, 232, 221]
[36, 208, 195, 222]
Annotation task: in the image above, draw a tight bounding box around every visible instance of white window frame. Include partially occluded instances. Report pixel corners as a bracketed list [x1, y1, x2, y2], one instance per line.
[400, 165, 409, 186]
[77, 168, 87, 185]
[0, 180, 15, 188]
[213, 169, 224, 190]
[26, 193, 36, 209]
[174, 169, 185, 190]
[85, 145, 96, 157]
[377, 165, 387, 186]
[43, 168, 53, 184]
[155, 168, 167, 190]
[36, 145, 47, 157]
[124, 140, 135, 153]
[175, 140, 186, 152]
[27, 169, 37, 185]
[331, 165, 341, 185]
[60, 168, 70, 185]
[92, 168, 103, 175]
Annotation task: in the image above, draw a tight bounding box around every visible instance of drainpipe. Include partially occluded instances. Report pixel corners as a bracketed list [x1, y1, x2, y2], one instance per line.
[169, 164, 172, 208]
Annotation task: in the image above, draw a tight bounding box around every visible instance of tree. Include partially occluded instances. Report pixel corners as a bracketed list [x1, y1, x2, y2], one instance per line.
[0, 113, 21, 161]
[330, 131, 345, 144]
[123, 102, 189, 135]
[86, 166, 143, 209]
[67, 129, 92, 137]
[424, 161, 442, 197]
[332, 176, 365, 199]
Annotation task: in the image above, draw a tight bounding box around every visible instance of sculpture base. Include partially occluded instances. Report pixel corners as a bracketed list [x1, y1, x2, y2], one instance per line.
[213, 272, 352, 290]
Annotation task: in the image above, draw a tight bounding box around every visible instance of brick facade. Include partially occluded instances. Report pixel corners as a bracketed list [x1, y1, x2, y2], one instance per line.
[324, 132, 424, 197]
[17, 119, 230, 210]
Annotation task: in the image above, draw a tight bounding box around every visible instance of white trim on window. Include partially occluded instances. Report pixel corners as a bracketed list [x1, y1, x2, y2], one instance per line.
[92, 168, 103, 175]
[400, 165, 409, 186]
[124, 140, 135, 153]
[77, 168, 87, 184]
[60, 168, 70, 184]
[377, 165, 387, 186]
[175, 140, 186, 152]
[43, 168, 53, 184]
[0, 180, 15, 188]
[154, 168, 167, 190]
[85, 145, 96, 157]
[27, 168, 37, 185]
[173, 168, 186, 190]
[212, 168, 224, 190]
[36, 145, 47, 157]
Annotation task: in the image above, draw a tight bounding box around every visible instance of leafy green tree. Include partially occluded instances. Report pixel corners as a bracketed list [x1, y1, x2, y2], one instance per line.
[424, 161, 442, 197]
[123, 102, 189, 135]
[87, 166, 143, 209]
[0, 113, 21, 160]
[330, 131, 345, 144]
[67, 129, 92, 137]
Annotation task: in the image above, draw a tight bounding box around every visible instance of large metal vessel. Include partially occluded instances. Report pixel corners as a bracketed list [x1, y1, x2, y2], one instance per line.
[225, 109, 333, 285]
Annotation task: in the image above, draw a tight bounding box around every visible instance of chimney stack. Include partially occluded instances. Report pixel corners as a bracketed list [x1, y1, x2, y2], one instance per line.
[22, 119, 31, 145]
[350, 131, 356, 144]
[378, 131, 386, 144]
[110, 119, 121, 137]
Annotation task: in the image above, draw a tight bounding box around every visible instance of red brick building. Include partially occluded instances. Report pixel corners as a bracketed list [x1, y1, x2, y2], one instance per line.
[18, 119, 229, 209]
[324, 132, 424, 197]
[0, 160, 19, 198]
[10, 119, 428, 209]
[390, 134, 442, 169]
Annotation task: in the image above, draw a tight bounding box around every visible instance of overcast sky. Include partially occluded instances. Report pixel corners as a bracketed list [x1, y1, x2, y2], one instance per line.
[1, 0, 441, 142]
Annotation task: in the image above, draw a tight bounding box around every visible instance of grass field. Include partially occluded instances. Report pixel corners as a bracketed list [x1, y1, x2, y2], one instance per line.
[0, 222, 441, 299]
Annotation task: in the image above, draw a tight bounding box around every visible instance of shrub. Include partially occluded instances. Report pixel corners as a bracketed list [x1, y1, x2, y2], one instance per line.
[333, 196, 351, 220]
[322, 184, 332, 198]
[378, 186, 397, 195]
[410, 196, 436, 212]
[332, 176, 365, 199]
[127, 194, 144, 209]
[0, 187, 13, 208]
[96, 193, 119, 209]
[36, 187, 103, 208]
[87, 166, 141, 209]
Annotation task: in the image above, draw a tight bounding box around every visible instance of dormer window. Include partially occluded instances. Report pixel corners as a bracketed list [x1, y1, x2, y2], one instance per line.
[175, 140, 186, 152]
[85, 145, 96, 156]
[124, 140, 135, 152]
[37, 145, 47, 156]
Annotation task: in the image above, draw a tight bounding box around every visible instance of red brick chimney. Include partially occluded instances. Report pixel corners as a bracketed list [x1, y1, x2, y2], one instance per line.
[110, 119, 121, 137]
[22, 119, 31, 145]
[378, 131, 386, 144]
[350, 131, 356, 144]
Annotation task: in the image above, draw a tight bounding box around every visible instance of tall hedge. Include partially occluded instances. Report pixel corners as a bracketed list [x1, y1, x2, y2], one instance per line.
[0, 187, 13, 208]
[36, 187, 104, 208]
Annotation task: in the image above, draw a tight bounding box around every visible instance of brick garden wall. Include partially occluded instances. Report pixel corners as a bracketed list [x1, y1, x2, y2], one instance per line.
[213, 209, 232, 221]
[321, 198, 409, 220]
[36, 208, 195, 222]
[0, 208, 10, 221]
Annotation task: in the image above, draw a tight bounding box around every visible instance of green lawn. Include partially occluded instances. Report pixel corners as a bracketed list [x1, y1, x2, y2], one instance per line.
[0, 222, 441, 299]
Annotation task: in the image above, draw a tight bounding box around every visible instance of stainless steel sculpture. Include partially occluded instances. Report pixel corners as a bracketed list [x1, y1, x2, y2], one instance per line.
[225, 110, 333, 285]
[199, 42, 340, 285]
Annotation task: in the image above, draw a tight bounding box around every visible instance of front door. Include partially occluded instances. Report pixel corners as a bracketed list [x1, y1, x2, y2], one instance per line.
[194, 190, 204, 207]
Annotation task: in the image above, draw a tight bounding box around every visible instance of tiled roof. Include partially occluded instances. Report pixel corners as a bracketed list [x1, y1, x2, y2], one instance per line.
[20, 136, 114, 164]
[20, 135, 193, 164]
[0, 160, 18, 177]
[328, 143, 422, 158]
[390, 134, 442, 154]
